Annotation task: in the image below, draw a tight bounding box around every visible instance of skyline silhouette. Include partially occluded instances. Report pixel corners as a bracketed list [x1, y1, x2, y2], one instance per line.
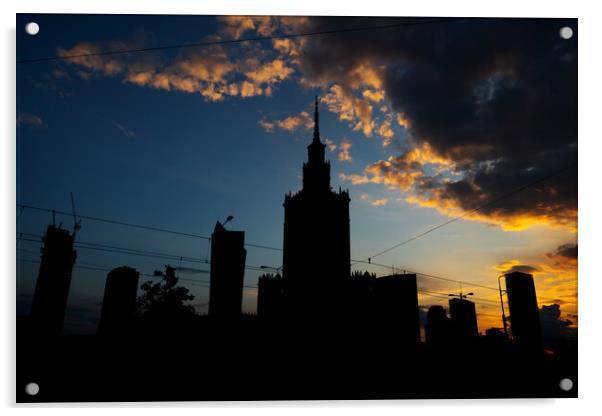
[16, 14, 577, 401]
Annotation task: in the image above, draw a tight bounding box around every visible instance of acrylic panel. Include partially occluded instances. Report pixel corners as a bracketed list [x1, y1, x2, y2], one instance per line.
[16, 14, 578, 402]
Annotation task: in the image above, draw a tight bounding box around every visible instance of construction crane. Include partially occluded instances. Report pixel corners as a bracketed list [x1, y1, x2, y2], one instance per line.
[70, 192, 82, 236]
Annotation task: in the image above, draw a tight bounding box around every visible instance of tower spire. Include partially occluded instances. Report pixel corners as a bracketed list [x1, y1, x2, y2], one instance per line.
[313, 95, 320, 143]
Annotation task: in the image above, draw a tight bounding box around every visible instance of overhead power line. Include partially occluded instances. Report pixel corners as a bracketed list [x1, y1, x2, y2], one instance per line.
[16, 257, 256, 289]
[16, 204, 282, 252]
[363, 163, 577, 261]
[18, 231, 492, 293]
[16, 17, 469, 64]
[17, 226, 499, 293]
[352, 258, 499, 292]
[16, 236, 260, 286]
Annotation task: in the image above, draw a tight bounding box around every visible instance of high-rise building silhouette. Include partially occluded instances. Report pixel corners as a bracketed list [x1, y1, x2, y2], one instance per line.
[345, 273, 420, 345]
[98, 266, 140, 336]
[449, 297, 479, 341]
[209, 221, 247, 318]
[257, 273, 285, 318]
[504, 271, 543, 352]
[282, 97, 350, 313]
[425, 305, 452, 347]
[30, 225, 77, 336]
[370, 274, 421, 345]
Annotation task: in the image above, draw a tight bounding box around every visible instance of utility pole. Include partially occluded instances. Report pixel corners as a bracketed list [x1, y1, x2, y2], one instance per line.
[498, 274, 509, 338]
[448, 281, 474, 300]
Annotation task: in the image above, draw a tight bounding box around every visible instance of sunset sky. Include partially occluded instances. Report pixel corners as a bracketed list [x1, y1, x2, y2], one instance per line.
[16, 14, 577, 336]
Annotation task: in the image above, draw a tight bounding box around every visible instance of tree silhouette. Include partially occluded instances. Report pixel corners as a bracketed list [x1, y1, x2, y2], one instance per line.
[137, 265, 196, 326]
[351, 270, 377, 279]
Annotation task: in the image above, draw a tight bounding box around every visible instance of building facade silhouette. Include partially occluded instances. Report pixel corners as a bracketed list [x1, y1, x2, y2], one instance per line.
[425, 305, 452, 347]
[257, 273, 285, 318]
[30, 225, 77, 336]
[98, 266, 140, 336]
[449, 297, 479, 341]
[282, 97, 350, 314]
[505, 271, 543, 352]
[366, 273, 421, 345]
[209, 221, 247, 318]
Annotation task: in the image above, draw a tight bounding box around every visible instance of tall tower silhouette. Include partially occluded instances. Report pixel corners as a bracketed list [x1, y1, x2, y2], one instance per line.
[505, 271, 543, 353]
[209, 221, 247, 319]
[30, 225, 77, 336]
[282, 97, 350, 316]
[98, 266, 140, 336]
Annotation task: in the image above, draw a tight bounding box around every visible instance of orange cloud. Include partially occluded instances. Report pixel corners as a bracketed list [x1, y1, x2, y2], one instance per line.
[371, 198, 388, 207]
[362, 89, 385, 103]
[216, 16, 276, 39]
[492, 249, 578, 324]
[339, 145, 450, 191]
[396, 113, 411, 128]
[258, 110, 315, 134]
[322, 84, 375, 137]
[258, 119, 275, 132]
[338, 139, 352, 162]
[245, 59, 294, 86]
[340, 139, 576, 232]
[338, 173, 370, 185]
[217, 16, 309, 40]
[377, 114, 395, 147]
[405, 192, 577, 232]
[57, 25, 297, 103]
[323, 138, 337, 152]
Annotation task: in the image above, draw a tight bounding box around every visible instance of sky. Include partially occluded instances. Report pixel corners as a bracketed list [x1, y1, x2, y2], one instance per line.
[16, 14, 577, 337]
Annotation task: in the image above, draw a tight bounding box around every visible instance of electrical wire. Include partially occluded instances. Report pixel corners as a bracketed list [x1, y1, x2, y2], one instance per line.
[17, 18, 469, 64]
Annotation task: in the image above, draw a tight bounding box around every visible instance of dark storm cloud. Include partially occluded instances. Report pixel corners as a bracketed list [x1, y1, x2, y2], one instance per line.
[299, 17, 577, 229]
[550, 243, 578, 260]
[540, 303, 576, 344]
[504, 264, 540, 274]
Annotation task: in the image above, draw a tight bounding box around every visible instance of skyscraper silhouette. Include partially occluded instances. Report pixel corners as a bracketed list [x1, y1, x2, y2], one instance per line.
[449, 297, 479, 341]
[504, 271, 543, 352]
[98, 266, 140, 336]
[368, 273, 421, 345]
[30, 225, 77, 336]
[282, 97, 350, 315]
[257, 273, 285, 319]
[209, 221, 247, 318]
[425, 305, 452, 347]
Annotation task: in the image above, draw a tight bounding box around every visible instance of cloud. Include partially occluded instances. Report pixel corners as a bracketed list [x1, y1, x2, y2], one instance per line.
[362, 89, 385, 103]
[17, 112, 43, 128]
[295, 17, 577, 232]
[216, 15, 308, 40]
[321, 84, 376, 137]
[339, 143, 449, 192]
[338, 173, 370, 185]
[245, 59, 294, 87]
[377, 113, 395, 147]
[338, 139, 352, 162]
[371, 198, 388, 207]
[539, 303, 577, 345]
[547, 243, 577, 265]
[323, 138, 337, 152]
[114, 122, 136, 138]
[258, 118, 275, 132]
[493, 243, 578, 324]
[52, 17, 577, 232]
[56, 27, 295, 102]
[260, 111, 313, 133]
[494, 260, 540, 275]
